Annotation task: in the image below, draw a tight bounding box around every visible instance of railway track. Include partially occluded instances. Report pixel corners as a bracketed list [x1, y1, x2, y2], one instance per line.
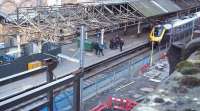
[83, 42, 150, 79]
[0, 41, 151, 110]
[2, 4, 200, 110]
[55, 42, 150, 80]
[85, 43, 149, 71]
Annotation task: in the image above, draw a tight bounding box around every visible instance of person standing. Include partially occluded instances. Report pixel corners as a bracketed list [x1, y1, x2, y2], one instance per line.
[98, 43, 104, 56]
[93, 42, 99, 55]
[109, 39, 113, 49]
[115, 35, 120, 49]
[119, 38, 124, 52]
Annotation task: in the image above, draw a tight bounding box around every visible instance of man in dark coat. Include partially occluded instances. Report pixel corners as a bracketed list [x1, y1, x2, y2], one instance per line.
[93, 42, 99, 55]
[98, 43, 104, 56]
[119, 38, 124, 52]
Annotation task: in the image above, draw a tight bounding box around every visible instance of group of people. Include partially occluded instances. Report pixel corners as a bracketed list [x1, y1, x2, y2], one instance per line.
[109, 36, 124, 52]
[93, 34, 125, 57]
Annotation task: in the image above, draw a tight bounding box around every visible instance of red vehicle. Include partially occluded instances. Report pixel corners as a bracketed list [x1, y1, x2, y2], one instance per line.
[90, 97, 138, 111]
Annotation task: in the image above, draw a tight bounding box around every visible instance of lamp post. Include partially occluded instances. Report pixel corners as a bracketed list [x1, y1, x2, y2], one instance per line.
[16, 32, 21, 57]
[169, 23, 174, 48]
[73, 25, 85, 111]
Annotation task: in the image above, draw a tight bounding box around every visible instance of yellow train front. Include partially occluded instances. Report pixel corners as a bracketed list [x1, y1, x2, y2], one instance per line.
[149, 25, 166, 43]
[149, 11, 200, 44]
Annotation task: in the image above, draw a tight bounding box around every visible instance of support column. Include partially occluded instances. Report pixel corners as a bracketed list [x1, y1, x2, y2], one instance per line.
[191, 20, 195, 40]
[42, 58, 57, 111]
[85, 32, 88, 40]
[101, 29, 105, 45]
[47, 67, 54, 111]
[16, 32, 21, 57]
[137, 21, 141, 34]
[73, 25, 85, 111]
[80, 26, 85, 111]
[73, 77, 81, 111]
[150, 42, 154, 66]
[38, 41, 42, 53]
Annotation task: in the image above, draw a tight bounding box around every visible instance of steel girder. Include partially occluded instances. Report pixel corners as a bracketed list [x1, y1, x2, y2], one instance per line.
[4, 2, 144, 43]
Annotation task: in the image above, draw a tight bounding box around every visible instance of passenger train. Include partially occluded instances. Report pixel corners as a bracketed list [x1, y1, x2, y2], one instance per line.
[149, 12, 200, 43]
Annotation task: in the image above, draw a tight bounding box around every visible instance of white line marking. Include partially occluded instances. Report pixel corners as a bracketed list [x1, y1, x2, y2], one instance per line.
[115, 81, 135, 91]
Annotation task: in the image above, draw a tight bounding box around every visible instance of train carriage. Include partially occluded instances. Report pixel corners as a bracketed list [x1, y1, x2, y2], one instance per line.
[149, 12, 200, 44]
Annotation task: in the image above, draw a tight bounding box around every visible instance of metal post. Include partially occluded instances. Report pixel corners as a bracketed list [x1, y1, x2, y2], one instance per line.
[137, 20, 141, 34]
[101, 29, 105, 45]
[150, 42, 154, 66]
[46, 60, 56, 111]
[16, 32, 21, 57]
[73, 75, 81, 111]
[47, 71, 54, 111]
[80, 25, 85, 111]
[191, 20, 195, 40]
[73, 25, 85, 111]
[38, 41, 42, 53]
[85, 32, 88, 40]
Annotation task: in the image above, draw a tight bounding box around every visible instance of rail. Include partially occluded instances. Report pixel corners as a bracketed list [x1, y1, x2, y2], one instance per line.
[0, 42, 150, 110]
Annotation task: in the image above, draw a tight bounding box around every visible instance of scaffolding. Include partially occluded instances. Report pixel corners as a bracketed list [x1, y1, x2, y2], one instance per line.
[2, 2, 144, 44]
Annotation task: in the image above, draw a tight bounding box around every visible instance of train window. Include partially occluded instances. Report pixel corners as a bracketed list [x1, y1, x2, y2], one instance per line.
[187, 23, 191, 28]
[154, 26, 164, 37]
[175, 27, 179, 33]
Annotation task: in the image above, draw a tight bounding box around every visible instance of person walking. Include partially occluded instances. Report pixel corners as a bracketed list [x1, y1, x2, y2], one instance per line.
[98, 43, 104, 56]
[109, 39, 113, 49]
[93, 42, 99, 55]
[119, 38, 124, 52]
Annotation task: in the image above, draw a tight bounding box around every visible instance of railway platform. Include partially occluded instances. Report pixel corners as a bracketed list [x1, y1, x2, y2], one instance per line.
[53, 32, 148, 78]
[0, 30, 149, 106]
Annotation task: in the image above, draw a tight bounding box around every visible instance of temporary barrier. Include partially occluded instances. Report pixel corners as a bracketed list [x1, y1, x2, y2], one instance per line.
[160, 52, 167, 59]
[139, 64, 150, 75]
[90, 97, 138, 111]
[28, 61, 42, 70]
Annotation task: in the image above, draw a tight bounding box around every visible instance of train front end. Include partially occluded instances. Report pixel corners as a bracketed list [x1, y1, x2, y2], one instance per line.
[149, 25, 166, 43]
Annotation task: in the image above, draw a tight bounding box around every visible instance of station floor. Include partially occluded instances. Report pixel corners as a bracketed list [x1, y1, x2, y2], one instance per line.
[0, 32, 148, 103]
[53, 33, 148, 78]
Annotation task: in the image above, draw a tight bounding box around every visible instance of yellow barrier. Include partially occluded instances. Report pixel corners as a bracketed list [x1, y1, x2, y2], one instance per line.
[28, 61, 42, 70]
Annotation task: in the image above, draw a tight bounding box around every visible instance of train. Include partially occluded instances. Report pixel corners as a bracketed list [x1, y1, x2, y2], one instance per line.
[149, 11, 200, 43]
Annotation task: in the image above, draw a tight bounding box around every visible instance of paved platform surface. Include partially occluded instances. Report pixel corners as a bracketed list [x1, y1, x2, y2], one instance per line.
[53, 33, 148, 78]
[0, 32, 148, 102]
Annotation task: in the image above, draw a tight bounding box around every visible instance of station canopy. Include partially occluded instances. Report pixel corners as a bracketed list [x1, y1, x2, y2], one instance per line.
[129, 0, 181, 17]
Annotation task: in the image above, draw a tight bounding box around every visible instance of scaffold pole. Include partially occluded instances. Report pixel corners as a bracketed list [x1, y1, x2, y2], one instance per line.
[150, 42, 154, 66]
